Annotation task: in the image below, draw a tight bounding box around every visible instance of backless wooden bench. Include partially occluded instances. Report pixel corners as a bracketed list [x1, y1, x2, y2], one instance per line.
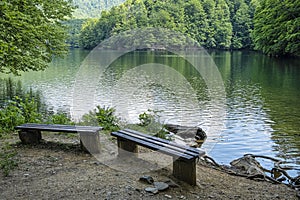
[111, 129, 205, 185]
[15, 123, 102, 153]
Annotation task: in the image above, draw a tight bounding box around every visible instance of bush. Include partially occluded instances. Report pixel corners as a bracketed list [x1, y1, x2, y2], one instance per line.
[47, 110, 74, 125]
[137, 109, 169, 139]
[80, 105, 119, 131]
[0, 100, 25, 132]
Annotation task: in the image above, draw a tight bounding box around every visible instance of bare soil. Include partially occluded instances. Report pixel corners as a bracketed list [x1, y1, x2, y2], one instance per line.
[0, 132, 298, 200]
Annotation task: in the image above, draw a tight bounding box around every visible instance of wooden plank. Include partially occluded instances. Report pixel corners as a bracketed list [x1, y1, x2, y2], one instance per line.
[80, 132, 101, 154]
[118, 129, 203, 158]
[118, 130, 199, 158]
[111, 131, 194, 160]
[117, 138, 138, 157]
[15, 123, 102, 133]
[173, 157, 197, 185]
[123, 129, 203, 155]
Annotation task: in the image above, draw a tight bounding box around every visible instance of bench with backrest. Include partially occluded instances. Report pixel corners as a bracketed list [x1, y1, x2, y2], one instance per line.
[111, 129, 205, 185]
[15, 123, 102, 153]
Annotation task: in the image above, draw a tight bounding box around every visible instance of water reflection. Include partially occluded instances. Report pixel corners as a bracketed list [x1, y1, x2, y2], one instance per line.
[211, 50, 300, 175]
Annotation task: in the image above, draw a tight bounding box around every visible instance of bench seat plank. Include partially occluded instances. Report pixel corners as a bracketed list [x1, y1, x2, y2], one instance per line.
[117, 129, 203, 158]
[112, 131, 195, 160]
[121, 129, 203, 156]
[15, 123, 102, 133]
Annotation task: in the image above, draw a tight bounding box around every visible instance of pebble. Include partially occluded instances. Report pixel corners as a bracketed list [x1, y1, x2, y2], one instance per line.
[164, 194, 172, 199]
[139, 175, 154, 184]
[154, 182, 169, 191]
[145, 187, 159, 194]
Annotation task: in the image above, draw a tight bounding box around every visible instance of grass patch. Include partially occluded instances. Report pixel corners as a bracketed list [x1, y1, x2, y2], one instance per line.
[0, 143, 18, 176]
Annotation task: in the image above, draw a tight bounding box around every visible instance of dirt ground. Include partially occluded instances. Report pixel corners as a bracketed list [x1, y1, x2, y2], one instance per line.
[0, 132, 298, 200]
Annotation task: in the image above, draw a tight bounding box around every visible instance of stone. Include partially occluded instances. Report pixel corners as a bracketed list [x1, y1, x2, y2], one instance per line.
[164, 194, 172, 199]
[153, 182, 169, 191]
[230, 155, 265, 175]
[145, 187, 158, 194]
[139, 175, 154, 184]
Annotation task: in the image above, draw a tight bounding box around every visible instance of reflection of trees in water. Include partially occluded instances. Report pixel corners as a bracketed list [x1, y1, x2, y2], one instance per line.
[212, 50, 300, 166]
[103, 51, 209, 102]
[246, 52, 300, 164]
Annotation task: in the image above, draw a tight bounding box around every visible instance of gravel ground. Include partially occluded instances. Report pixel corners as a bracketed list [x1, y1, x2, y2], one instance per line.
[0, 132, 298, 200]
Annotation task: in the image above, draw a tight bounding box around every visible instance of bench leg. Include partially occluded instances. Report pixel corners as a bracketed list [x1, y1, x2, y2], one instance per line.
[80, 132, 101, 154]
[19, 130, 42, 144]
[173, 158, 197, 185]
[117, 138, 138, 157]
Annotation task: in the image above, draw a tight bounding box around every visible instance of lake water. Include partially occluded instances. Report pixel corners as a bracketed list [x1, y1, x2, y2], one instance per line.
[2, 49, 300, 176]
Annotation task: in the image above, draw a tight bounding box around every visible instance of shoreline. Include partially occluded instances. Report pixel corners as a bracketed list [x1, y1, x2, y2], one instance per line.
[0, 132, 298, 199]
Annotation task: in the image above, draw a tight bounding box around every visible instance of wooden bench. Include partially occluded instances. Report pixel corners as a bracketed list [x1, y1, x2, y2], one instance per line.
[15, 123, 102, 153]
[111, 129, 205, 185]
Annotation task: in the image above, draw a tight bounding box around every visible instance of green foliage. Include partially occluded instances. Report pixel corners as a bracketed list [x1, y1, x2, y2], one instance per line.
[0, 144, 18, 176]
[0, 100, 25, 132]
[81, 105, 119, 131]
[137, 109, 169, 139]
[79, 0, 248, 50]
[64, 19, 87, 48]
[227, 0, 254, 49]
[14, 96, 41, 123]
[252, 0, 300, 56]
[78, 0, 299, 56]
[46, 110, 74, 125]
[138, 109, 156, 127]
[0, 78, 46, 132]
[0, 0, 75, 75]
[72, 0, 125, 18]
[155, 127, 170, 140]
[0, 95, 41, 132]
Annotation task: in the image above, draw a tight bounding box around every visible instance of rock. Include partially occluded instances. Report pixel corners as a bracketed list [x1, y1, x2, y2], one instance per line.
[165, 124, 206, 140]
[139, 175, 154, 184]
[154, 182, 169, 191]
[230, 155, 265, 175]
[164, 194, 172, 199]
[145, 187, 158, 194]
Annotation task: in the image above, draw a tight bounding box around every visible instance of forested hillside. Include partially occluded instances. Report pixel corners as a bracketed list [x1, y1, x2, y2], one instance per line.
[74, 0, 299, 56]
[79, 0, 255, 50]
[72, 0, 125, 18]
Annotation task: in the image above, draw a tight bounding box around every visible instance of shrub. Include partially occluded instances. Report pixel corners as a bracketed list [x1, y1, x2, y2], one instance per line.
[47, 110, 74, 125]
[80, 105, 119, 131]
[138, 109, 169, 139]
[0, 100, 25, 132]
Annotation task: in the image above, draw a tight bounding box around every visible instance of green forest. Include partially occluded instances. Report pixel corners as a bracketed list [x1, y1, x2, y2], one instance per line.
[73, 0, 299, 57]
[72, 0, 125, 18]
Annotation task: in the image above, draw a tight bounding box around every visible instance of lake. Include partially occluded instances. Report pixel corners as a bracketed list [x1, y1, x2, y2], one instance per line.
[2, 48, 300, 176]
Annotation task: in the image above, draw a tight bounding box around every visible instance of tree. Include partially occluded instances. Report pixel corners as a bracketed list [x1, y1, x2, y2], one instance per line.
[252, 0, 300, 56]
[184, 0, 208, 46]
[227, 0, 254, 49]
[0, 0, 75, 75]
